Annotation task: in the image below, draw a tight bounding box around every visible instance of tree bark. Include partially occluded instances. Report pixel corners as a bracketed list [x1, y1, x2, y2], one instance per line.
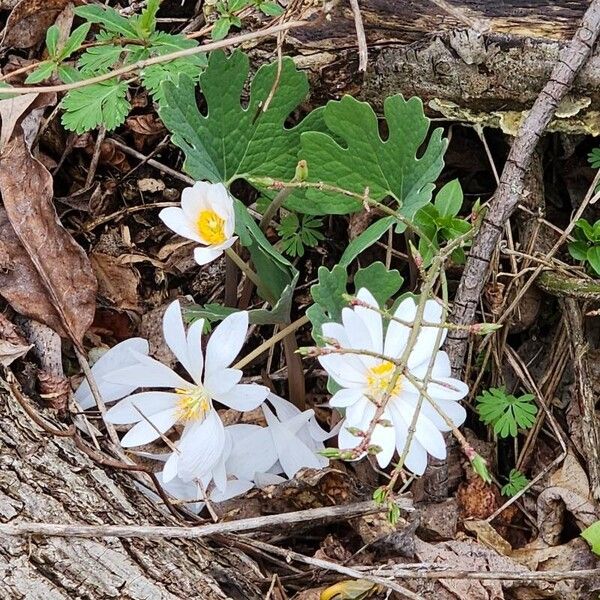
[291, 0, 600, 133]
[0, 390, 262, 599]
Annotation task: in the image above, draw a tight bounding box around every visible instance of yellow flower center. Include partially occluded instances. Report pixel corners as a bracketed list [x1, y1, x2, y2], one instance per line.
[175, 387, 212, 423]
[366, 361, 402, 402]
[196, 209, 226, 245]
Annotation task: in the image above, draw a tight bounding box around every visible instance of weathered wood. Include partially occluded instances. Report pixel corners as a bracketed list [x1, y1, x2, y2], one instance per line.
[0, 391, 262, 599]
[290, 0, 600, 132]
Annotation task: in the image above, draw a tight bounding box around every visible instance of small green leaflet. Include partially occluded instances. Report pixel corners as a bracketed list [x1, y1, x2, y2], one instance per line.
[354, 262, 403, 306]
[74, 4, 138, 38]
[141, 33, 206, 102]
[582, 520, 600, 555]
[308, 262, 403, 342]
[501, 469, 529, 497]
[159, 49, 324, 184]
[296, 95, 447, 215]
[61, 79, 130, 134]
[476, 388, 537, 438]
[79, 44, 124, 74]
[339, 216, 397, 268]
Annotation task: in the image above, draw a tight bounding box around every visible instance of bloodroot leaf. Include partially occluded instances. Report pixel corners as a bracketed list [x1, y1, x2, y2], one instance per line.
[0, 133, 97, 345]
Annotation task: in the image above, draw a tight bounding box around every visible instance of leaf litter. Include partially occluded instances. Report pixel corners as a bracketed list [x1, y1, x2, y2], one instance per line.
[0, 3, 600, 600]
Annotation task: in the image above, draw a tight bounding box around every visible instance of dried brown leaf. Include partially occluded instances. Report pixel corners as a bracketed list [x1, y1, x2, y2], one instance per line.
[0, 133, 97, 344]
[1, 0, 72, 48]
[0, 93, 38, 150]
[0, 312, 31, 366]
[90, 251, 140, 313]
[463, 520, 512, 555]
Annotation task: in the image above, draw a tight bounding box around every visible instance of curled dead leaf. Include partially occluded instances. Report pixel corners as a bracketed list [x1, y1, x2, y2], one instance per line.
[90, 251, 140, 313]
[0, 312, 31, 366]
[0, 132, 97, 345]
[1, 0, 73, 48]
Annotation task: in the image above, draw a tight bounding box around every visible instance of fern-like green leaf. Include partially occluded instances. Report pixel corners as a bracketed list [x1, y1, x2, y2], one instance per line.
[61, 79, 130, 133]
[476, 388, 537, 438]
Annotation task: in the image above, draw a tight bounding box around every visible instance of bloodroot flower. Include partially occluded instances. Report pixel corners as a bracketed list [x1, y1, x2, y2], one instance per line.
[159, 181, 237, 266]
[319, 288, 468, 475]
[75, 338, 150, 410]
[104, 300, 269, 483]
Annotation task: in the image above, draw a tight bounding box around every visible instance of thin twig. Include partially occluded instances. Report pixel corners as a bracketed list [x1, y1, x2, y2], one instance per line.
[0, 21, 307, 96]
[0, 499, 412, 539]
[348, 0, 368, 72]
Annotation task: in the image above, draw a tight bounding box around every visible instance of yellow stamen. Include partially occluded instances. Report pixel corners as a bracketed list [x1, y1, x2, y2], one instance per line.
[196, 209, 226, 245]
[175, 387, 211, 422]
[366, 361, 402, 400]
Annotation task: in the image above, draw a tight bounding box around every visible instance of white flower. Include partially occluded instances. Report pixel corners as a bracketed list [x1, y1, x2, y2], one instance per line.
[226, 393, 338, 481]
[159, 181, 237, 266]
[319, 288, 468, 475]
[75, 338, 150, 410]
[146, 427, 255, 514]
[104, 300, 269, 483]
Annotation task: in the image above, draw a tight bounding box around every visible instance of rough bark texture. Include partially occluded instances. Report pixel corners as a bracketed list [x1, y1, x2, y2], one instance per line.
[0, 391, 262, 599]
[444, 0, 600, 372]
[290, 1, 600, 133]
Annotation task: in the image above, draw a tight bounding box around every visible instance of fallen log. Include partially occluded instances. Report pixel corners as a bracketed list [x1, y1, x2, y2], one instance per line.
[290, 0, 600, 133]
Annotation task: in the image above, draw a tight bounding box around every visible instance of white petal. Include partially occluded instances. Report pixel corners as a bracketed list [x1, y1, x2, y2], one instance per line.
[341, 307, 378, 368]
[254, 472, 286, 487]
[383, 297, 414, 359]
[204, 311, 248, 377]
[411, 350, 452, 379]
[407, 300, 446, 369]
[267, 392, 300, 421]
[404, 439, 428, 475]
[395, 402, 447, 459]
[226, 426, 277, 480]
[211, 478, 254, 502]
[162, 452, 179, 483]
[193, 246, 223, 265]
[159, 207, 203, 243]
[371, 417, 396, 468]
[354, 288, 383, 353]
[104, 352, 190, 389]
[318, 354, 366, 389]
[162, 300, 198, 382]
[321, 322, 366, 375]
[307, 416, 342, 443]
[105, 392, 178, 424]
[181, 181, 210, 221]
[329, 388, 364, 408]
[177, 411, 226, 480]
[346, 396, 376, 429]
[337, 420, 363, 456]
[75, 338, 149, 409]
[207, 183, 233, 220]
[216, 383, 269, 411]
[204, 367, 242, 398]
[120, 408, 178, 447]
[404, 393, 466, 431]
[263, 405, 322, 478]
[185, 318, 205, 384]
[404, 374, 468, 401]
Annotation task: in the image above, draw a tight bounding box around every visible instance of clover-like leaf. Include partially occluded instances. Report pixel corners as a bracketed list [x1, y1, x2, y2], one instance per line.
[159, 50, 323, 185]
[295, 94, 447, 215]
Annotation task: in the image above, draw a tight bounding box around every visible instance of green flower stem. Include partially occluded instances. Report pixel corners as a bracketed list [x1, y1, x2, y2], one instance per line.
[224, 247, 265, 291]
[234, 314, 310, 371]
[259, 187, 293, 231]
[253, 177, 436, 245]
